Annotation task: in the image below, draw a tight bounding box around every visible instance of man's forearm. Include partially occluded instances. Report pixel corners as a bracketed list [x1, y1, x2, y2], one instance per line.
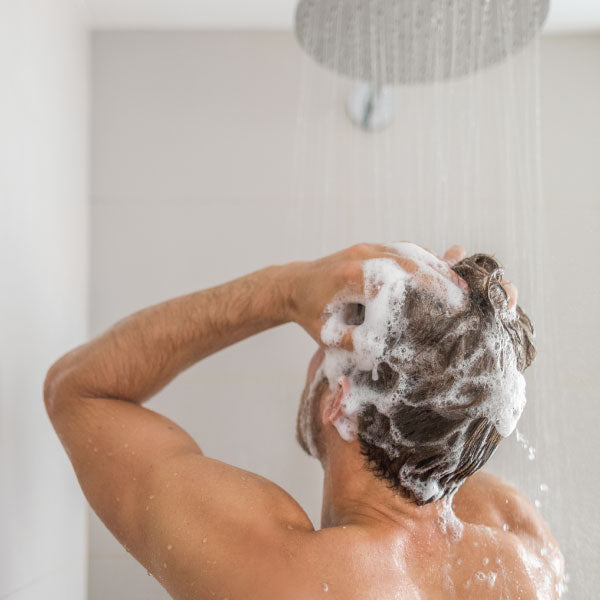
[45, 265, 294, 407]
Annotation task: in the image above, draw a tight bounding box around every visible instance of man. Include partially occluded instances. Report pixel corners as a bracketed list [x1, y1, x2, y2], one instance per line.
[44, 242, 564, 599]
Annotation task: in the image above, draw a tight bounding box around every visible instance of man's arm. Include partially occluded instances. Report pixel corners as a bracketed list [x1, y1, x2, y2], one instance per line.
[44, 265, 320, 599]
[45, 265, 291, 408]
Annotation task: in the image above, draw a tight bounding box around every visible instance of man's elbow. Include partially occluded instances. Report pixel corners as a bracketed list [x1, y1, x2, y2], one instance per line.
[43, 355, 77, 418]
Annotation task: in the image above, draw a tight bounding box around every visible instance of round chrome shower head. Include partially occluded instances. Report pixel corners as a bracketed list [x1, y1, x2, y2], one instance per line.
[295, 0, 550, 85]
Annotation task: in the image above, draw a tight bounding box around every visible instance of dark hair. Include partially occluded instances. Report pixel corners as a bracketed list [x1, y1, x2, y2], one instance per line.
[356, 254, 536, 505]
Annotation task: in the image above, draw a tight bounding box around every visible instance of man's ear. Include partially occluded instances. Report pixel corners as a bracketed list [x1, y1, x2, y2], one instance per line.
[322, 376, 352, 425]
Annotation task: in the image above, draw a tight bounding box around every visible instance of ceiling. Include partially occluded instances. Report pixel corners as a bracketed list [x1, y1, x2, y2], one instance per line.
[88, 0, 600, 33]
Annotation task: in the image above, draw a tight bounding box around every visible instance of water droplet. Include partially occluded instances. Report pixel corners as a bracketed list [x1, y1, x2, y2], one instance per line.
[502, 523, 509, 531]
[534, 499, 541, 508]
[287, 525, 294, 530]
[149, 495, 155, 500]
[539, 483, 549, 492]
[483, 557, 489, 565]
[323, 583, 329, 592]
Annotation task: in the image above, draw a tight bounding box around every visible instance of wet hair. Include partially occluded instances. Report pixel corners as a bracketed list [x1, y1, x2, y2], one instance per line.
[356, 254, 536, 505]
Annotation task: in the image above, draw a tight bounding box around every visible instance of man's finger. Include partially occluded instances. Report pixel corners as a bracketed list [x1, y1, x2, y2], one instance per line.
[502, 280, 518, 310]
[339, 328, 355, 352]
[443, 245, 467, 266]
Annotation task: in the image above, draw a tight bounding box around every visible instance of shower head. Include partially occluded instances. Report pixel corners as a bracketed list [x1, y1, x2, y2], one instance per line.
[295, 0, 550, 85]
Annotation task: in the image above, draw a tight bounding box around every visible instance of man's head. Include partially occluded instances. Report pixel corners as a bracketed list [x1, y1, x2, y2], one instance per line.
[297, 249, 536, 505]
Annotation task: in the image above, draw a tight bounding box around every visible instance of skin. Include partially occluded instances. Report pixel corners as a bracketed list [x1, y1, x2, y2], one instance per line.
[44, 243, 563, 599]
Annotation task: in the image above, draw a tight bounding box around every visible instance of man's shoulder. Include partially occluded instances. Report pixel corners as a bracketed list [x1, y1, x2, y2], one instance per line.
[454, 472, 564, 598]
[455, 470, 558, 546]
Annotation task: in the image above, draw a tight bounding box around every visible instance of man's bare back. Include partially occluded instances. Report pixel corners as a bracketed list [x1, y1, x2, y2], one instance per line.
[44, 243, 563, 599]
[237, 471, 560, 600]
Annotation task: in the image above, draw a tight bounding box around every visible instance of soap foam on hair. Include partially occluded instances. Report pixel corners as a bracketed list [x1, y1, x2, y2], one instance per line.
[320, 243, 527, 501]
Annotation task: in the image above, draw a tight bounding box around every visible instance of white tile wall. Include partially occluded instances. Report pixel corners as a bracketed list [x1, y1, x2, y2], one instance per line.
[0, 1, 90, 599]
[90, 31, 600, 599]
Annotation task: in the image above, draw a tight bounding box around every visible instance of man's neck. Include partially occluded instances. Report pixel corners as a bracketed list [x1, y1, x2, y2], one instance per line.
[319, 437, 443, 529]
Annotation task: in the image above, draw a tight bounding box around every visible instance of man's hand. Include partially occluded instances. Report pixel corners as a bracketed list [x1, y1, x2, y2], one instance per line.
[287, 242, 469, 347]
[442, 244, 467, 266]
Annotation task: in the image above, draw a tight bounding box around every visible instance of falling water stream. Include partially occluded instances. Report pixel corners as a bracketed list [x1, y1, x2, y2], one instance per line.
[289, 0, 569, 595]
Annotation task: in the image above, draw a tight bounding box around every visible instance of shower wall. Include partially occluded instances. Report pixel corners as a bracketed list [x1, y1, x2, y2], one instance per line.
[90, 32, 600, 599]
[0, 1, 89, 599]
